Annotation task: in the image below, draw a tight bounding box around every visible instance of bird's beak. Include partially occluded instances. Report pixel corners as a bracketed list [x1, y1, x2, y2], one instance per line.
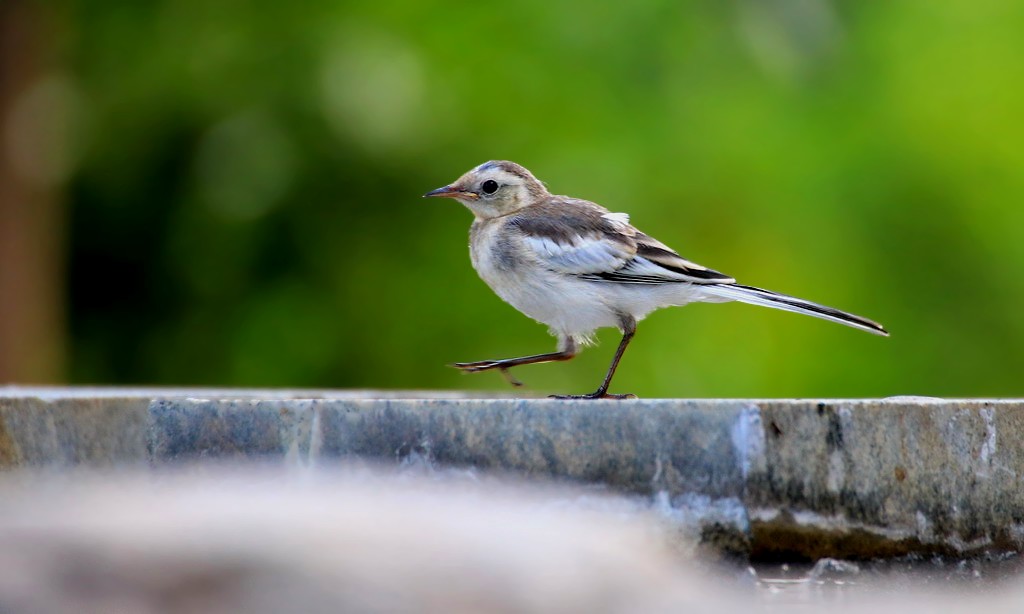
[422, 185, 478, 200]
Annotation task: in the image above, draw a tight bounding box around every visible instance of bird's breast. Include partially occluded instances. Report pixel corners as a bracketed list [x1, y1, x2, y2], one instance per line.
[469, 219, 548, 313]
[469, 219, 518, 280]
[467, 219, 621, 336]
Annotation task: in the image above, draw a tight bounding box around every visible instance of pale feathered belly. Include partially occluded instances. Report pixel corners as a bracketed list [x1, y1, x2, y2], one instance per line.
[476, 261, 705, 339]
[491, 269, 621, 337]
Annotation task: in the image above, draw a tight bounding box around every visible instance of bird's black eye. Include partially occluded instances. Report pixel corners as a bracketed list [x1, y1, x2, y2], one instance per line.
[481, 180, 499, 195]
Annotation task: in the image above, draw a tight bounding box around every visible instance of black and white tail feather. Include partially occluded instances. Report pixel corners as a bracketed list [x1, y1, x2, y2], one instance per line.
[698, 284, 888, 336]
[536, 205, 888, 337]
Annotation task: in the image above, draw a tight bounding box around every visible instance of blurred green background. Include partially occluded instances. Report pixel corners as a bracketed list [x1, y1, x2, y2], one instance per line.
[1, 0, 1022, 397]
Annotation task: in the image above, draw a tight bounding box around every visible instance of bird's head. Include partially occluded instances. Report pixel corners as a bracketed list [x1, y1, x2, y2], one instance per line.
[423, 161, 549, 219]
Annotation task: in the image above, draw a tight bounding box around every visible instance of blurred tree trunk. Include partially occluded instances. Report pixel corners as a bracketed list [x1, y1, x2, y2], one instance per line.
[0, 1, 65, 383]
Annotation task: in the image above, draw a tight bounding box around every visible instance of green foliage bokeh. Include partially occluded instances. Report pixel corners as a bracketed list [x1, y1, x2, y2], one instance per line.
[58, 0, 1024, 397]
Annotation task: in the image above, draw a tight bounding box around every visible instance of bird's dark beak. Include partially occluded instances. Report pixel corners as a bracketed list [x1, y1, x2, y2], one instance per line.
[423, 185, 478, 200]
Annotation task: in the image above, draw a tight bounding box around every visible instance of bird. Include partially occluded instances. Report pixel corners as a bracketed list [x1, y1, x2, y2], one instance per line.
[424, 160, 888, 399]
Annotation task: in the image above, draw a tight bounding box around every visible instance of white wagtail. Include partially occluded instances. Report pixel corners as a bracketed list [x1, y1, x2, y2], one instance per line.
[425, 161, 888, 399]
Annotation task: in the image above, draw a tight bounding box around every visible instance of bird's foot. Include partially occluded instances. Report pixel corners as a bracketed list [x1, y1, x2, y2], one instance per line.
[451, 359, 506, 373]
[549, 391, 637, 400]
[451, 360, 525, 387]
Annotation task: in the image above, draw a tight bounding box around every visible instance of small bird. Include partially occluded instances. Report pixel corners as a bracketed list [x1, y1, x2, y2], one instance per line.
[425, 161, 887, 399]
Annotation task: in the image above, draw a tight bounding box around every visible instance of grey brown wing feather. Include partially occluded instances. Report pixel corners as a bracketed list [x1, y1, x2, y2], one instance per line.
[511, 198, 734, 285]
[631, 233, 734, 283]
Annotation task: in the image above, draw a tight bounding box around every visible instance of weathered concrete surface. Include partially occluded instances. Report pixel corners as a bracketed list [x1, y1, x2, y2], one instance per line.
[1, 387, 1022, 561]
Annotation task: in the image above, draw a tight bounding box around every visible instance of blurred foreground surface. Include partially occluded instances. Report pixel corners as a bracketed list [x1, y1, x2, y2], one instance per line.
[0, 466, 1022, 614]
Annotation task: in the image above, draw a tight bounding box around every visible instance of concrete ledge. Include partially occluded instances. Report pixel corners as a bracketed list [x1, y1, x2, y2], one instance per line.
[1, 387, 1021, 560]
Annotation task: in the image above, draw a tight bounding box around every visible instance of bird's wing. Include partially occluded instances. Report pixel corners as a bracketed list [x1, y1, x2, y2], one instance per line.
[509, 198, 735, 285]
[627, 232, 735, 284]
[510, 205, 637, 274]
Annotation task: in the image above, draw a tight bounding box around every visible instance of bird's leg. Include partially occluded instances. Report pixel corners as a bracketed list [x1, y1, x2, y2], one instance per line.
[551, 316, 637, 400]
[452, 338, 578, 386]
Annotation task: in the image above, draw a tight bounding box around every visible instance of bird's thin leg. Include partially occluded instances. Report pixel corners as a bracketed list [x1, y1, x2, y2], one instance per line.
[452, 338, 578, 386]
[551, 316, 637, 400]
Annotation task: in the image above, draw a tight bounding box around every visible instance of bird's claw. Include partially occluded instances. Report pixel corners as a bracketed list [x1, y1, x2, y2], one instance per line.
[549, 392, 637, 400]
[499, 367, 524, 387]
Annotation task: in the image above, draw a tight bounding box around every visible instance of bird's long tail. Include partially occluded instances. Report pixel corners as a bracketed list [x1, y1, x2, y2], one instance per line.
[698, 284, 888, 336]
